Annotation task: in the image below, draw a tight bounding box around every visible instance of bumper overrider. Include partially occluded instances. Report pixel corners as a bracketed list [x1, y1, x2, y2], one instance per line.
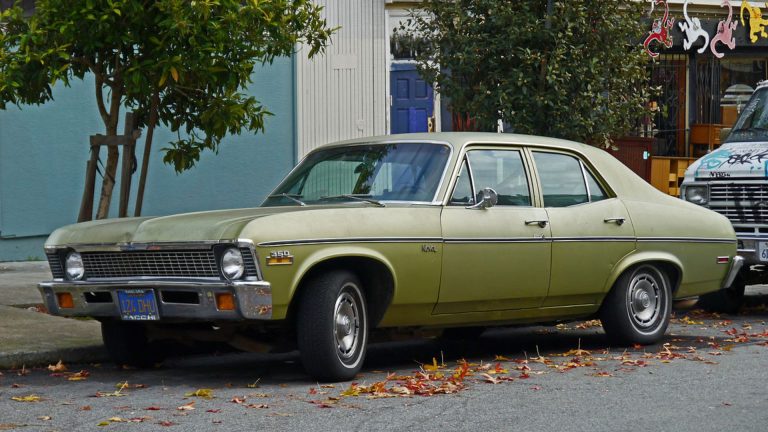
[38, 240, 272, 321]
[723, 255, 745, 289]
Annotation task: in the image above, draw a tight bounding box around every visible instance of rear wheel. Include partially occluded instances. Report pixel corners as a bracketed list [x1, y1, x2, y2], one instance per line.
[600, 264, 671, 345]
[101, 321, 164, 368]
[297, 270, 368, 382]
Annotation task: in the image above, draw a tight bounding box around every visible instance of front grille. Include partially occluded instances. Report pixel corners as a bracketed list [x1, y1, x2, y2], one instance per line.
[711, 207, 768, 224]
[46, 252, 65, 279]
[709, 182, 768, 225]
[710, 183, 768, 202]
[82, 250, 219, 278]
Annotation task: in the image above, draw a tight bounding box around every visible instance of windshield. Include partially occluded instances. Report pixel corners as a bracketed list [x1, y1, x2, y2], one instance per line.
[727, 87, 768, 143]
[262, 142, 451, 207]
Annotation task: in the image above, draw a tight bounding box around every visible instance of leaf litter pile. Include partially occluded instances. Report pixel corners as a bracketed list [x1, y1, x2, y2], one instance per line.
[1, 309, 767, 427]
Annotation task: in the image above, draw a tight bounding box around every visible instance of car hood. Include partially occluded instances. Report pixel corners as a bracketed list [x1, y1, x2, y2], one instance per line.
[46, 206, 314, 245]
[686, 141, 768, 180]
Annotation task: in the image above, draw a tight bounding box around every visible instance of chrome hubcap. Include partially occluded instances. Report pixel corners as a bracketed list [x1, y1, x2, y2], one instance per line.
[334, 289, 360, 361]
[628, 272, 661, 328]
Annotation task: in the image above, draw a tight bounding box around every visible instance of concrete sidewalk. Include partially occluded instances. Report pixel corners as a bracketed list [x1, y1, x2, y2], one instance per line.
[0, 261, 105, 369]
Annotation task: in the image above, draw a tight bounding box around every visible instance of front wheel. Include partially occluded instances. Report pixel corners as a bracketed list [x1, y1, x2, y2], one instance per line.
[297, 270, 368, 382]
[600, 265, 671, 345]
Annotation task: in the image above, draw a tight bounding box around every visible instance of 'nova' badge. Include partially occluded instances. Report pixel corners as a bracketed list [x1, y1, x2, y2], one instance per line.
[421, 244, 437, 253]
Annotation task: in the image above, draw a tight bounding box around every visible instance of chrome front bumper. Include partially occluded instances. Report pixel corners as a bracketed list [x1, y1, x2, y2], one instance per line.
[38, 279, 272, 320]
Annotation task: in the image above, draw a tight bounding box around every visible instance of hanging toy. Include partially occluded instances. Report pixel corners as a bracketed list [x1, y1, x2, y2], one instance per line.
[644, 0, 675, 58]
[679, 0, 710, 53]
[711, 0, 738, 58]
[740, 0, 768, 43]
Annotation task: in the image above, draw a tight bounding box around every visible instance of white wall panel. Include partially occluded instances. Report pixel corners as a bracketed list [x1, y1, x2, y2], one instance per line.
[296, 0, 387, 158]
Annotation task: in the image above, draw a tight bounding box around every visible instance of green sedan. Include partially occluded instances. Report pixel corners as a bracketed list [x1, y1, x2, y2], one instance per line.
[39, 132, 742, 381]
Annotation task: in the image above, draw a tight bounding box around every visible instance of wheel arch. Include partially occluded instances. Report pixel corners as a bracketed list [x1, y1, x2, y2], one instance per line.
[604, 252, 683, 298]
[287, 249, 396, 328]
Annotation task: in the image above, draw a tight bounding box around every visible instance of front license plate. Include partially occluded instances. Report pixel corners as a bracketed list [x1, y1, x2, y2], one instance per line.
[759, 242, 768, 262]
[117, 289, 159, 321]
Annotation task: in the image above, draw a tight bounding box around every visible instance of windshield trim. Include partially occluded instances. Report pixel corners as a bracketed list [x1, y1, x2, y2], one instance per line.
[261, 140, 455, 207]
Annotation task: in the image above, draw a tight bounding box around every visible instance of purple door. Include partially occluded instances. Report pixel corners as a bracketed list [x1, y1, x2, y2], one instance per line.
[390, 64, 434, 134]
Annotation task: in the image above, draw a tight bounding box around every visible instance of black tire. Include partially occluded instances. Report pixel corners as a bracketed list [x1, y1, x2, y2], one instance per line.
[600, 264, 672, 345]
[101, 321, 164, 368]
[697, 276, 746, 314]
[297, 270, 368, 382]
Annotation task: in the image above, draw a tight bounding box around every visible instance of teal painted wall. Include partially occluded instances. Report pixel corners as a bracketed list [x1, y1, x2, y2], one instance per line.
[0, 57, 296, 261]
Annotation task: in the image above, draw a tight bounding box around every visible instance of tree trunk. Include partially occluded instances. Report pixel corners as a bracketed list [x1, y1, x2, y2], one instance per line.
[134, 92, 160, 217]
[95, 137, 120, 220]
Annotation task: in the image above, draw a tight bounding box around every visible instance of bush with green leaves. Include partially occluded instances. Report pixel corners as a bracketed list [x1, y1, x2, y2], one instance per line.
[403, 0, 654, 145]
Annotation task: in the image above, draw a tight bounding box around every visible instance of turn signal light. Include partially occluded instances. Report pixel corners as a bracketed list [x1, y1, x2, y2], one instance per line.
[57, 292, 74, 309]
[215, 292, 235, 311]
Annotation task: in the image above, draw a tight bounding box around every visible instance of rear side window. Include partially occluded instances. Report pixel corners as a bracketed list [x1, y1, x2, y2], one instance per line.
[532, 152, 588, 208]
[584, 168, 608, 202]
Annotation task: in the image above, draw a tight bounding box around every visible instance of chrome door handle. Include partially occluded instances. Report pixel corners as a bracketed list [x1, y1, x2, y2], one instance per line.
[525, 220, 549, 228]
[604, 217, 626, 226]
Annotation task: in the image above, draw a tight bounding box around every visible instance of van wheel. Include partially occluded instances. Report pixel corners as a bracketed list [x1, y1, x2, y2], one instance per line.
[600, 265, 671, 345]
[297, 270, 368, 382]
[697, 276, 745, 314]
[101, 321, 164, 368]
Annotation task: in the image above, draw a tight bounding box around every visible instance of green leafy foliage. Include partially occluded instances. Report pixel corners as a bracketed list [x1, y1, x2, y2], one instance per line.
[402, 0, 654, 146]
[0, 0, 334, 171]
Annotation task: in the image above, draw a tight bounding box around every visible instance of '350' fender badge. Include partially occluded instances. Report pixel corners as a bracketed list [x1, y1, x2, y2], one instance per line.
[266, 250, 294, 266]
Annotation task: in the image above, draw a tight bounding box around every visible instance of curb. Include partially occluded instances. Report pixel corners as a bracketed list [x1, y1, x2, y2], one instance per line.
[0, 345, 107, 370]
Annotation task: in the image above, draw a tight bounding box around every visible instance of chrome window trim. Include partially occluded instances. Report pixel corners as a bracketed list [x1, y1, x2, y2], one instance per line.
[579, 160, 592, 202]
[261, 140, 454, 207]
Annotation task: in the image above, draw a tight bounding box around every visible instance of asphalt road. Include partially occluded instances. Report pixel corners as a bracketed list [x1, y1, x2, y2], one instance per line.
[1, 303, 767, 432]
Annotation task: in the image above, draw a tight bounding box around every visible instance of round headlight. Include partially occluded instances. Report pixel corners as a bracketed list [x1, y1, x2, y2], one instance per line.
[65, 251, 85, 280]
[221, 248, 244, 279]
[684, 186, 709, 205]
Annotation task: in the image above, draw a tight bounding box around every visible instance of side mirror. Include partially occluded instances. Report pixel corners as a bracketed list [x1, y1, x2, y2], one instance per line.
[467, 187, 498, 210]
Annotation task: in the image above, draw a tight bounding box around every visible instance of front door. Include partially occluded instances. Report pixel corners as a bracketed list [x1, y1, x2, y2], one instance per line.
[390, 63, 434, 134]
[436, 148, 552, 314]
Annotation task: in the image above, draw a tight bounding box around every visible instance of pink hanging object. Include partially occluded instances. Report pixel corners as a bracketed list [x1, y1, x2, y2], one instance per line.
[711, 0, 738, 58]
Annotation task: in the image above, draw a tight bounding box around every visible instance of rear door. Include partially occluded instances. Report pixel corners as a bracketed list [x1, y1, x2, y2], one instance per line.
[530, 150, 636, 307]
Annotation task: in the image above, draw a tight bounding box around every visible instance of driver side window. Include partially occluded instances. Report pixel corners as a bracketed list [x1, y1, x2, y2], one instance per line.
[449, 149, 532, 206]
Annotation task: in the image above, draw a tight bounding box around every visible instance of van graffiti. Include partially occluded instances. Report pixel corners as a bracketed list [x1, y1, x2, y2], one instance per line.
[725, 149, 768, 165]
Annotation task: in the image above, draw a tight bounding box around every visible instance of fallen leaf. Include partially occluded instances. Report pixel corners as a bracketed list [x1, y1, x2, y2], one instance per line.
[11, 395, 41, 402]
[158, 421, 176, 426]
[67, 370, 90, 381]
[37, 416, 52, 421]
[80, 406, 92, 411]
[206, 409, 221, 413]
[185, 389, 214, 399]
[246, 404, 269, 409]
[231, 396, 246, 404]
[177, 402, 195, 411]
[591, 371, 613, 377]
[144, 406, 163, 411]
[47, 360, 67, 372]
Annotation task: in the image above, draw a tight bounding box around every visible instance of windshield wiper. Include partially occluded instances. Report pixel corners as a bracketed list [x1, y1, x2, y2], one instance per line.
[319, 194, 386, 207]
[268, 193, 306, 206]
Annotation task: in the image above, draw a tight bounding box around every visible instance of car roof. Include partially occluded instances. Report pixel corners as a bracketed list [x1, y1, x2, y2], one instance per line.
[318, 132, 590, 153]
